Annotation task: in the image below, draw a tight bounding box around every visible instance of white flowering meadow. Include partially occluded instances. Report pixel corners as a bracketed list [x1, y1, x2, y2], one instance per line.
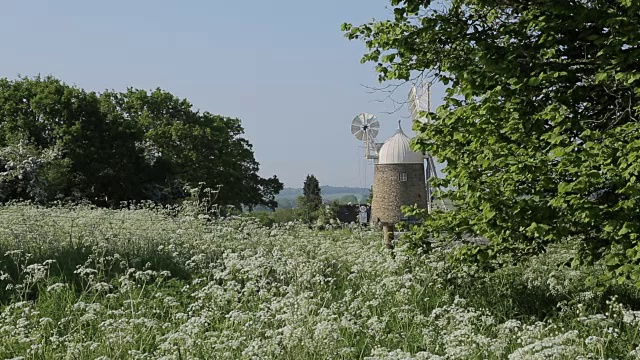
[0, 204, 639, 359]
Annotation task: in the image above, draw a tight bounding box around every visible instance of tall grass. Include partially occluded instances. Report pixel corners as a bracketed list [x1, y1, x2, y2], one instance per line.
[0, 204, 639, 359]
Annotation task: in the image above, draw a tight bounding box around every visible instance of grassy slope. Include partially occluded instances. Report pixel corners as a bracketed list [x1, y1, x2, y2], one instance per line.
[0, 205, 639, 359]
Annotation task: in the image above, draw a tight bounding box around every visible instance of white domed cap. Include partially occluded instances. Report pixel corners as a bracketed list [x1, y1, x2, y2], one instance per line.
[377, 121, 425, 164]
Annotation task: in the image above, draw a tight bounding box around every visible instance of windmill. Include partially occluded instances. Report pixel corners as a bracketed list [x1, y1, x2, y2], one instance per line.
[351, 113, 383, 160]
[408, 82, 447, 213]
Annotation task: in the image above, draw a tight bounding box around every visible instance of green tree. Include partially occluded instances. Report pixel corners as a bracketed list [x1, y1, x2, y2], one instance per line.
[327, 200, 342, 220]
[337, 194, 359, 204]
[302, 175, 322, 212]
[112, 88, 282, 209]
[0, 76, 283, 209]
[276, 198, 296, 209]
[0, 76, 147, 204]
[298, 175, 322, 223]
[344, 1, 640, 284]
[0, 142, 66, 203]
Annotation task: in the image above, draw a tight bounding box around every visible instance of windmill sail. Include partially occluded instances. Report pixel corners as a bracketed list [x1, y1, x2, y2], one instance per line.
[351, 113, 381, 159]
[408, 84, 431, 123]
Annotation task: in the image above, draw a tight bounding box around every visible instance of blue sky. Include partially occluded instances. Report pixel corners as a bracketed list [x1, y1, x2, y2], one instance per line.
[0, 0, 444, 188]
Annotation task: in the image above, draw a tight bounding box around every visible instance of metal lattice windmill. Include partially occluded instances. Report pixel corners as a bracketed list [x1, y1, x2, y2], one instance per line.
[408, 82, 447, 213]
[351, 113, 383, 160]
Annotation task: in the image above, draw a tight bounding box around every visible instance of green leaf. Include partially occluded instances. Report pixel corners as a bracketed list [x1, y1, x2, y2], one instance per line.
[595, 72, 608, 82]
[605, 254, 621, 266]
[527, 77, 541, 86]
[619, 222, 632, 236]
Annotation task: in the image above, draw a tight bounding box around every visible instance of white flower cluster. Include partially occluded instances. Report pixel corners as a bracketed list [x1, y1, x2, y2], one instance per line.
[0, 206, 637, 359]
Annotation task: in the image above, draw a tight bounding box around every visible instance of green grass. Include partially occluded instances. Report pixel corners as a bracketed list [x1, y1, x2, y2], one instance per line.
[0, 204, 639, 359]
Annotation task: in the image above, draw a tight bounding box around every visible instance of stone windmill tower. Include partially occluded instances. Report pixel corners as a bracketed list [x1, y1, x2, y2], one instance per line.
[370, 121, 427, 225]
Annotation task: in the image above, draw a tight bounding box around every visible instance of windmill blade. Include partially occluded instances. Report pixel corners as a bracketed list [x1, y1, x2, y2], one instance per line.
[351, 113, 380, 159]
[408, 83, 432, 123]
[351, 114, 367, 140]
[362, 113, 378, 126]
[419, 83, 432, 113]
[367, 119, 380, 138]
[352, 113, 365, 127]
[352, 127, 366, 141]
[352, 113, 380, 141]
[408, 86, 420, 121]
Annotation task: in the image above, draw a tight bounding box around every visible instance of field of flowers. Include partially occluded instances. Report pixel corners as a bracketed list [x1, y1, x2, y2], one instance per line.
[1, 204, 640, 359]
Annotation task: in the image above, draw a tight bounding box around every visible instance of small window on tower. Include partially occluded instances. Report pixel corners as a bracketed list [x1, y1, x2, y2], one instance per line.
[400, 173, 408, 182]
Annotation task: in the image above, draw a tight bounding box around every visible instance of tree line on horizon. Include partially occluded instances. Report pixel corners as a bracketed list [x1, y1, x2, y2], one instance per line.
[0, 76, 283, 209]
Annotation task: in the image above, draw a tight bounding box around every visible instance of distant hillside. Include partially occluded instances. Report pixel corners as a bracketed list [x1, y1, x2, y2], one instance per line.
[277, 186, 370, 198]
[276, 186, 370, 208]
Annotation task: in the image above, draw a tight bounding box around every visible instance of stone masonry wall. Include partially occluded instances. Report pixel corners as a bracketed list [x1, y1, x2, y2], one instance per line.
[371, 163, 427, 224]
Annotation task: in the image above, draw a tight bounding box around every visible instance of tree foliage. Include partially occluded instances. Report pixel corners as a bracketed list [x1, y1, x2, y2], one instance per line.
[297, 175, 323, 222]
[337, 194, 359, 204]
[302, 174, 322, 212]
[344, 1, 640, 284]
[276, 198, 297, 210]
[0, 76, 282, 209]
